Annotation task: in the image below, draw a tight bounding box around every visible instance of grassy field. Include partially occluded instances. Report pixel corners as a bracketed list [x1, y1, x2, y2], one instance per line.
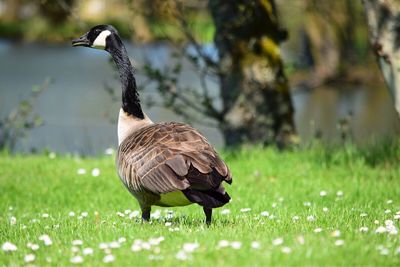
[0, 145, 399, 266]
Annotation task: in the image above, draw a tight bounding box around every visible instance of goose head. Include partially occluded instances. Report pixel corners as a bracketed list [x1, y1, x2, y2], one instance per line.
[72, 25, 120, 51]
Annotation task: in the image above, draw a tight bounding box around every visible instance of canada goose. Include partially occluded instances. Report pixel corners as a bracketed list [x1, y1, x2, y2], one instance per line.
[72, 25, 232, 224]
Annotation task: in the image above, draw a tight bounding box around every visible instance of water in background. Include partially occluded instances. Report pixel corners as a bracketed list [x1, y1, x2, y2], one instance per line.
[0, 40, 399, 154]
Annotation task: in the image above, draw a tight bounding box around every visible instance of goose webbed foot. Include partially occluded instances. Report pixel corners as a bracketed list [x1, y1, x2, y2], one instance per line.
[203, 207, 212, 226]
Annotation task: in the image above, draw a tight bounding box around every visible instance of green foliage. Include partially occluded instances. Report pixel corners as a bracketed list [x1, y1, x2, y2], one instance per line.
[0, 78, 51, 152]
[0, 145, 399, 266]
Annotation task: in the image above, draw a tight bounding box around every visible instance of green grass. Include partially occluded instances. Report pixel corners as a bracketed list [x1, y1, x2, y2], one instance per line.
[0, 145, 399, 266]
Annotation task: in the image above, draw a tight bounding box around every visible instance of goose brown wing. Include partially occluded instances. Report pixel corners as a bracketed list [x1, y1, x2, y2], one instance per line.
[117, 122, 232, 194]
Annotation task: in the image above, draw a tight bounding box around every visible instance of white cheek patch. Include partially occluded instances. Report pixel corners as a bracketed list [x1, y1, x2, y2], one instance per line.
[92, 30, 111, 49]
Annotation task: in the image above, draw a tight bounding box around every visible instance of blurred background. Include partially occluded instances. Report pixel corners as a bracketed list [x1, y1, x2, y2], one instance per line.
[0, 0, 399, 155]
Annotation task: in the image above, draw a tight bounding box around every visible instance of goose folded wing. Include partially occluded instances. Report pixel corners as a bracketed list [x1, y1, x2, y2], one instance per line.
[139, 148, 231, 194]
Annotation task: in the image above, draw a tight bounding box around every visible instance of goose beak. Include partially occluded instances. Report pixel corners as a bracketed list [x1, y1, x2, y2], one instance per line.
[72, 33, 90, 47]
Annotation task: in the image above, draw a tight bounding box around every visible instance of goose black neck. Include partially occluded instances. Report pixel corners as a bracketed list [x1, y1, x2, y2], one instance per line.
[107, 39, 144, 119]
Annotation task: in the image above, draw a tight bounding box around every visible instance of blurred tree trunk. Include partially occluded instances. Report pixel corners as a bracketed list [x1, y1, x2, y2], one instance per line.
[302, 0, 364, 87]
[363, 0, 400, 117]
[208, 0, 296, 147]
[3, 0, 21, 22]
[130, 0, 153, 43]
[39, 0, 75, 24]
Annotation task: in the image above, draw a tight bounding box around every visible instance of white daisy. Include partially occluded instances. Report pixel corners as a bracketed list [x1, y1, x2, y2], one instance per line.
[70, 255, 84, 264]
[103, 254, 115, 263]
[24, 254, 35, 263]
[2, 242, 17, 252]
[91, 168, 101, 177]
[272, 238, 283, 246]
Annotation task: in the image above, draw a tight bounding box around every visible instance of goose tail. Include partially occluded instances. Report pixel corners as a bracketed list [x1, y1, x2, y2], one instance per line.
[182, 188, 231, 208]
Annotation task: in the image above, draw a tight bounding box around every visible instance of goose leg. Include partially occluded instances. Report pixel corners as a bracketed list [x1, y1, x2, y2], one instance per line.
[141, 206, 151, 222]
[203, 207, 212, 225]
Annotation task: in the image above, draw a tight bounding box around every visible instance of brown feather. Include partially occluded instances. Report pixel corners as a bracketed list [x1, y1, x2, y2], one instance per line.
[116, 122, 232, 205]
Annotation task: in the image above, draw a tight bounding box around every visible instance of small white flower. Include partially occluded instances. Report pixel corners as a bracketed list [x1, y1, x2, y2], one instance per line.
[129, 210, 140, 219]
[385, 220, 393, 226]
[331, 230, 341, 237]
[322, 207, 329, 212]
[272, 202, 277, 208]
[69, 211, 76, 217]
[10, 216, 16, 225]
[81, 212, 88, 218]
[24, 253, 35, 263]
[91, 168, 100, 177]
[151, 210, 161, 220]
[272, 238, 283, 246]
[99, 243, 108, 249]
[240, 208, 251, 213]
[49, 152, 56, 159]
[118, 237, 126, 243]
[278, 197, 284, 202]
[385, 209, 391, 214]
[303, 201, 311, 207]
[124, 209, 131, 215]
[292, 216, 300, 221]
[109, 241, 120, 248]
[386, 199, 393, 204]
[220, 209, 230, 215]
[149, 237, 164, 246]
[165, 222, 172, 227]
[334, 240, 344, 246]
[230, 241, 242, 249]
[360, 213, 368, 217]
[104, 148, 114, 155]
[281, 246, 291, 254]
[375, 226, 387, 234]
[31, 244, 39, 250]
[217, 240, 230, 248]
[380, 248, 389, 255]
[71, 246, 79, 253]
[2, 242, 17, 252]
[77, 168, 86, 175]
[131, 244, 141, 252]
[176, 250, 188, 260]
[70, 255, 84, 264]
[260, 211, 270, 217]
[374, 220, 380, 224]
[72, 240, 83, 246]
[395, 247, 400, 255]
[141, 242, 151, 250]
[251, 241, 261, 249]
[314, 228, 323, 233]
[296, 236, 305, 245]
[394, 214, 400, 220]
[336, 191, 344, 197]
[103, 254, 115, 263]
[39, 234, 52, 246]
[83, 247, 93, 255]
[268, 214, 276, 220]
[183, 243, 199, 252]
[116, 212, 125, 217]
[307, 215, 316, 222]
[359, 226, 369, 232]
[319, 191, 327, 197]
[9, 206, 13, 211]
[386, 223, 398, 235]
